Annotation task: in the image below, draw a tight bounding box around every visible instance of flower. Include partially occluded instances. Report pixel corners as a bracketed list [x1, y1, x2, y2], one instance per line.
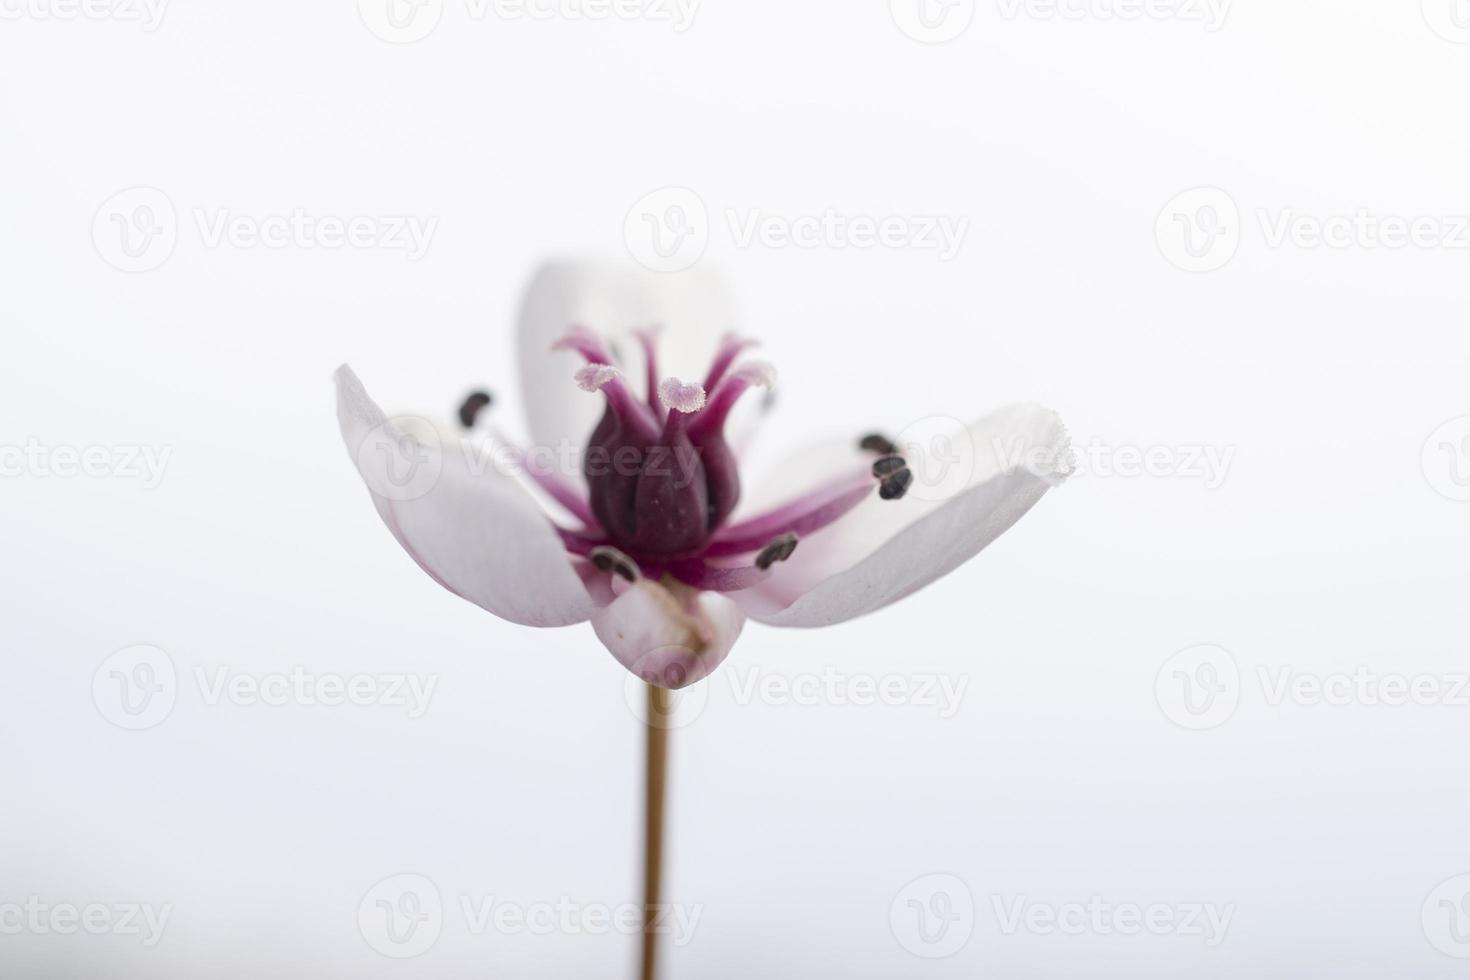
[335, 261, 1069, 689]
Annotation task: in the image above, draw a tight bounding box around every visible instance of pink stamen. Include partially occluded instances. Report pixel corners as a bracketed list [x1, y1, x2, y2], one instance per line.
[658, 377, 707, 415]
[668, 560, 770, 593]
[633, 327, 664, 421]
[703, 470, 874, 558]
[703, 333, 760, 391]
[575, 364, 660, 443]
[498, 439, 600, 528]
[556, 525, 606, 556]
[687, 361, 776, 441]
[552, 325, 614, 365]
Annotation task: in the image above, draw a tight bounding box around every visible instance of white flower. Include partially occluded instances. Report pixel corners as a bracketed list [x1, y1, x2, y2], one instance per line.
[336, 261, 1068, 688]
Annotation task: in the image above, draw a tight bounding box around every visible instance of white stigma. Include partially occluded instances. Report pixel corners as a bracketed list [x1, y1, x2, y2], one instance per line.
[575, 363, 622, 392]
[658, 377, 708, 413]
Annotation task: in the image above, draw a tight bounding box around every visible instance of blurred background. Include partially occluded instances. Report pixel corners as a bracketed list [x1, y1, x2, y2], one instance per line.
[3, 0, 1470, 976]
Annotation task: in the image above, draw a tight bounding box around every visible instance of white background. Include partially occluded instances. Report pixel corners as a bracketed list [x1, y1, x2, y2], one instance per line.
[4, 0, 1470, 976]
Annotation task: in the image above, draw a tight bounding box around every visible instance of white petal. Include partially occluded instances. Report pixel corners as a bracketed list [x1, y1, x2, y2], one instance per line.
[735, 404, 1070, 628]
[335, 365, 593, 627]
[514, 260, 737, 463]
[589, 578, 744, 689]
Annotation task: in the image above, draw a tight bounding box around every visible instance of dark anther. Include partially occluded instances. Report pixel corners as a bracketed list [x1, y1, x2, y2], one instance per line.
[878, 468, 913, 501]
[590, 546, 640, 583]
[755, 533, 799, 571]
[871, 454, 907, 478]
[871, 454, 912, 499]
[458, 390, 493, 429]
[860, 433, 897, 455]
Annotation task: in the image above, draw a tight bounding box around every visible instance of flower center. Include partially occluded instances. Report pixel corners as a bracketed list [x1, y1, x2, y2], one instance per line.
[547, 326, 911, 591]
[564, 330, 768, 560]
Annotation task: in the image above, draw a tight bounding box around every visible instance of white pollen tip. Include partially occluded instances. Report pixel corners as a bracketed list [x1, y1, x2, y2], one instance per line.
[734, 361, 777, 388]
[575, 363, 622, 392]
[658, 377, 708, 414]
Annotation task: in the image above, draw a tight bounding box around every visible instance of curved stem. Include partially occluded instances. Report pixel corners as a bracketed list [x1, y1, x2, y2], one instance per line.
[641, 684, 671, 980]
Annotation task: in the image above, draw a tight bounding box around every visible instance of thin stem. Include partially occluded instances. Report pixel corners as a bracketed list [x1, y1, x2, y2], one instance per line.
[641, 684, 671, 980]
